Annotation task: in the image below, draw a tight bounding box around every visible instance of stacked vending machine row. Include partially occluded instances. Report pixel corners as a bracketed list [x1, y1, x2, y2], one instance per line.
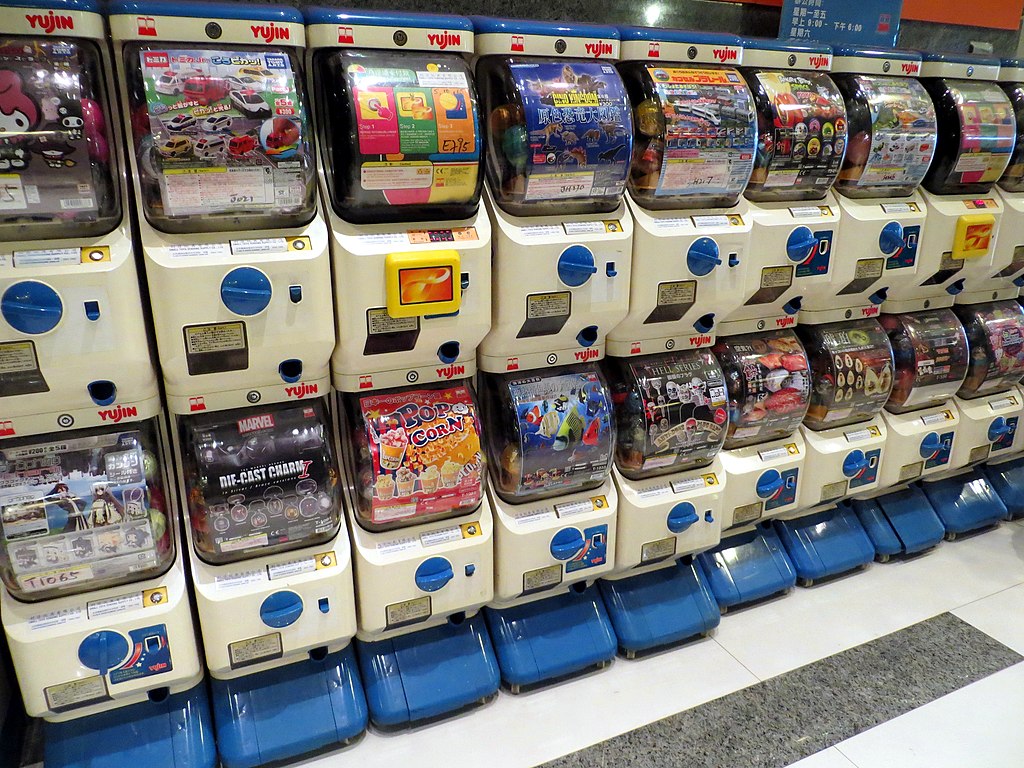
[108, 2, 367, 764]
[983, 59, 1024, 517]
[772, 46, 941, 584]
[696, 37, 851, 609]
[473, 16, 631, 689]
[917, 301, 1024, 535]
[0, 1, 215, 767]
[597, 27, 760, 655]
[305, 7, 500, 727]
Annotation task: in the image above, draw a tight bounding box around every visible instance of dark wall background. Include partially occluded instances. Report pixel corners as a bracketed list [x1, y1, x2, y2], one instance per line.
[281, 0, 1022, 57]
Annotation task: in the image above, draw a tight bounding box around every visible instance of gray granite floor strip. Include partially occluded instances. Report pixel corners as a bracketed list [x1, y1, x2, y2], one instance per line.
[542, 613, 1023, 768]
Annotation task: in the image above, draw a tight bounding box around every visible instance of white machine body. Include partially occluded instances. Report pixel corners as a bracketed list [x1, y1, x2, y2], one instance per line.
[804, 194, 928, 323]
[609, 199, 750, 356]
[326, 211, 492, 392]
[870, 402, 963, 491]
[718, 198, 841, 335]
[2, 545, 201, 722]
[718, 433, 805, 531]
[488, 479, 617, 605]
[950, 386, 1024, 468]
[0, 6, 158, 439]
[479, 189, 633, 373]
[796, 416, 888, 509]
[606, 461, 723, 579]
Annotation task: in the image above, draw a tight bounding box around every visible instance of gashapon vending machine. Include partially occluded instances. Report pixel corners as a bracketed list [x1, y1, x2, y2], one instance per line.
[473, 16, 633, 688]
[609, 28, 753, 356]
[306, 8, 499, 726]
[109, 3, 366, 764]
[695, 332, 810, 609]
[884, 54, 1015, 311]
[803, 47, 936, 323]
[772, 320, 894, 585]
[0, 2, 214, 767]
[851, 310, 969, 558]
[717, 39, 846, 335]
[916, 301, 1024, 535]
[595, 27, 761, 655]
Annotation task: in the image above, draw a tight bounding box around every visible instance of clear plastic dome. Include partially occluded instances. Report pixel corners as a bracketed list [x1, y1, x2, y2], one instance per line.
[617, 61, 757, 210]
[182, 400, 341, 565]
[743, 69, 848, 203]
[481, 365, 615, 503]
[603, 351, 729, 481]
[880, 309, 969, 413]
[122, 44, 316, 234]
[998, 82, 1024, 192]
[0, 37, 120, 241]
[798, 319, 895, 430]
[313, 49, 483, 224]
[477, 56, 633, 217]
[952, 300, 1024, 399]
[0, 419, 174, 602]
[711, 330, 811, 449]
[345, 382, 485, 532]
[920, 78, 1015, 196]
[833, 74, 937, 199]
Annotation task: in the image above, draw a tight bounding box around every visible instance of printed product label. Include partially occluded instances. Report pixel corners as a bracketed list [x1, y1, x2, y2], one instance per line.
[564, 524, 608, 573]
[746, 266, 793, 306]
[44, 675, 109, 713]
[527, 291, 571, 319]
[386, 596, 432, 629]
[881, 310, 969, 411]
[713, 331, 811, 448]
[87, 592, 144, 620]
[950, 82, 1015, 184]
[641, 537, 677, 564]
[612, 350, 729, 476]
[749, 71, 847, 193]
[957, 301, 1024, 397]
[898, 461, 923, 482]
[229, 632, 283, 669]
[732, 501, 763, 526]
[513, 61, 631, 202]
[0, 40, 100, 220]
[349, 58, 479, 205]
[359, 385, 484, 525]
[366, 308, 419, 335]
[802, 320, 894, 428]
[28, 605, 83, 631]
[0, 431, 166, 597]
[506, 371, 613, 497]
[969, 444, 991, 464]
[138, 48, 309, 217]
[849, 75, 937, 189]
[820, 480, 847, 502]
[186, 402, 339, 558]
[0, 340, 46, 397]
[642, 66, 756, 198]
[523, 564, 562, 594]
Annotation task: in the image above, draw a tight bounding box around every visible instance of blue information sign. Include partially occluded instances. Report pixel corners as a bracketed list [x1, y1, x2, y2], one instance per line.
[779, 0, 903, 47]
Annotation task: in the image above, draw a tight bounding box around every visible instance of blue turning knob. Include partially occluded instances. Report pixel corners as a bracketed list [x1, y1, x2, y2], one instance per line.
[78, 631, 129, 673]
[879, 222, 905, 256]
[667, 502, 700, 533]
[414, 557, 454, 592]
[920, 432, 943, 458]
[557, 245, 597, 287]
[550, 527, 585, 561]
[221, 267, 272, 316]
[2, 281, 63, 334]
[989, 417, 1010, 442]
[842, 450, 868, 478]
[687, 237, 722, 277]
[259, 591, 303, 628]
[786, 227, 817, 263]
[756, 469, 784, 499]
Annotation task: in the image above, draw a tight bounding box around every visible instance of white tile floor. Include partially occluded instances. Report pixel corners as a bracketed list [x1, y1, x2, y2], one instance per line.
[296, 520, 1024, 768]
